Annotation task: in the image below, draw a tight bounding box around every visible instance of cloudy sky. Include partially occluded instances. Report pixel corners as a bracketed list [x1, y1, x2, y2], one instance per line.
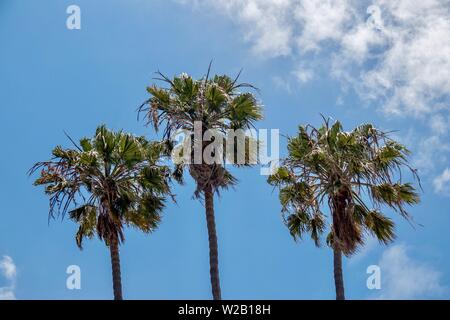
[0, 0, 449, 299]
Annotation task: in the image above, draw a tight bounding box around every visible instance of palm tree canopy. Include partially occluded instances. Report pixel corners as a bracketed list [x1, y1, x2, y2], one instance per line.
[30, 125, 173, 249]
[139, 68, 263, 196]
[268, 118, 420, 256]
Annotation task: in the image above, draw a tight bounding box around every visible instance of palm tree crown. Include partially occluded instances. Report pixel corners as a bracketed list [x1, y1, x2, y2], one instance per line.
[139, 68, 263, 195]
[30, 125, 173, 299]
[269, 119, 420, 255]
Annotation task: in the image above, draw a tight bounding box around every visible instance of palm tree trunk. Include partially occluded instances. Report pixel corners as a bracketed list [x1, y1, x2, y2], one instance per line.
[333, 247, 345, 300]
[109, 236, 123, 300]
[204, 185, 222, 300]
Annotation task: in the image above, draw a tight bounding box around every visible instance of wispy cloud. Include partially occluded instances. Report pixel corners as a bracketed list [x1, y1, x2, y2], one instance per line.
[0, 255, 17, 300]
[434, 168, 450, 196]
[292, 67, 314, 84]
[376, 245, 445, 299]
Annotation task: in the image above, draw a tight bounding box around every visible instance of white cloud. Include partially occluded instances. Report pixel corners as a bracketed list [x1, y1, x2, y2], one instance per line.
[0, 256, 16, 280]
[178, 0, 450, 191]
[413, 135, 450, 172]
[352, 0, 450, 117]
[376, 245, 445, 299]
[430, 114, 450, 135]
[294, 0, 356, 53]
[180, 0, 450, 116]
[0, 288, 15, 300]
[0, 256, 17, 300]
[293, 67, 314, 84]
[434, 168, 450, 196]
[191, 0, 294, 58]
[272, 63, 314, 92]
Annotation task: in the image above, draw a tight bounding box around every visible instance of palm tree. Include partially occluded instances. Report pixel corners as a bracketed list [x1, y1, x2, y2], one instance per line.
[268, 118, 420, 300]
[30, 125, 173, 300]
[139, 67, 262, 300]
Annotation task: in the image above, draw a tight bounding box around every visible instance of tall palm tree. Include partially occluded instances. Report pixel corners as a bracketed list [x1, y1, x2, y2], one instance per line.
[30, 125, 173, 300]
[139, 67, 262, 300]
[268, 118, 420, 300]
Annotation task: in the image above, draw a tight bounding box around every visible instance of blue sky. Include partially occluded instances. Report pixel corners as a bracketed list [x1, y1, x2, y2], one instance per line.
[1, 0, 450, 300]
